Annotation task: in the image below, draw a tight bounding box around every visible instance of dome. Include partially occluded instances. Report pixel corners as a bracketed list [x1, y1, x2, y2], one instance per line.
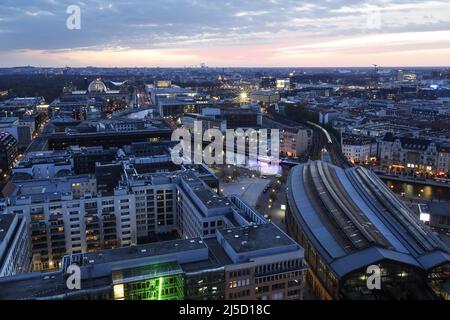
[88, 79, 107, 93]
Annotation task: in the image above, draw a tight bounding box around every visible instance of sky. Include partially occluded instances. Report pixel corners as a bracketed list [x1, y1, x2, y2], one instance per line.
[0, 0, 450, 67]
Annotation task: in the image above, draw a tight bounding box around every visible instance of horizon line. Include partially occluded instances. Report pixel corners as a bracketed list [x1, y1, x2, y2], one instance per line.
[2, 65, 450, 69]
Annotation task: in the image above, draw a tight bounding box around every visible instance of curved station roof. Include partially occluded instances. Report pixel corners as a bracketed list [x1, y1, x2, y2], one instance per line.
[287, 161, 450, 279]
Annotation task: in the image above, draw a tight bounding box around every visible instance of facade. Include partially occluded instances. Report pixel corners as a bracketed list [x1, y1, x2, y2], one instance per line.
[250, 90, 280, 106]
[0, 214, 32, 277]
[12, 150, 73, 180]
[341, 133, 378, 164]
[437, 144, 450, 175]
[50, 79, 130, 120]
[286, 161, 450, 300]
[0, 131, 18, 177]
[379, 133, 450, 175]
[280, 127, 313, 158]
[47, 127, 172, 150]
[418, 203, 450, 235]
[145, 83, 199, 117]
[157, 97, 200, 117]
[0, 223, 306, 301]
[220, 224, 305, 300]
[2, 144, 282, 271]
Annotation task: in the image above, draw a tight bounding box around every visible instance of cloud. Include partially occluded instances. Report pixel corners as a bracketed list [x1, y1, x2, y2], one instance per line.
[24, 10, 55, 17]
[0, 0, 449, 66]
[234, 11, 269, 17]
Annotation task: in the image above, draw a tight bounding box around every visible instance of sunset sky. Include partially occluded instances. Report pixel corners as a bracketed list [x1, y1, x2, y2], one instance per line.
[1, 0, 450, 67]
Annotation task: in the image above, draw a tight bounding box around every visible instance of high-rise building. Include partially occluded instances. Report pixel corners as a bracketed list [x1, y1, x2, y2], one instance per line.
[0, 214, 32, 277]
[0, 131, 18, 177]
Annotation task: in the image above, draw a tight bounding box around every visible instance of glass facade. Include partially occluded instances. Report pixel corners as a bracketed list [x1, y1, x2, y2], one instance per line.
[113, 262, 185, 300]
[184, 268, 225, 300]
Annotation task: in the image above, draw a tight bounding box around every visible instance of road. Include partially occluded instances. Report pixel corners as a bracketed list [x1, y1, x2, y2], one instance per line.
[220, 177, 271, 207]
[255, 176, 288, 231]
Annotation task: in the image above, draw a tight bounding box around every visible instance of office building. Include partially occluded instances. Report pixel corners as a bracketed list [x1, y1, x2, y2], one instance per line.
[0, 132, 18, 177]
[0, 214, 31, 277]
[0, 222, 306, 300]
[250, 90, 280, 106]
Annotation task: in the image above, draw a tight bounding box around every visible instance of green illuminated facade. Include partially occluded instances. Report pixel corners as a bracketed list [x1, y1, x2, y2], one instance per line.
[113, 262, 185, 300]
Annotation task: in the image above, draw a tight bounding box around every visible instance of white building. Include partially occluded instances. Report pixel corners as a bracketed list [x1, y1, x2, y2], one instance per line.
[0, 214, 32, 277]
[341, 133, 378, 164]
[280, 127, 312, 158]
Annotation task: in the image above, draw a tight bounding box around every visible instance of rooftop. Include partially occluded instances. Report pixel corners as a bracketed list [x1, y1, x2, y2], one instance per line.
[79, 238, 206, 267]
[219, 223, 295, 254]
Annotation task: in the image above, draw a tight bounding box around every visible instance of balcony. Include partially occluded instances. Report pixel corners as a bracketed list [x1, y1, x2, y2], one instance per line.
[51, 240, 66, 249]
[104, 234, 117, 241]
[50, 233, 65, 241]
[104, 226, 116, 233]
[50, 220, 64, 228]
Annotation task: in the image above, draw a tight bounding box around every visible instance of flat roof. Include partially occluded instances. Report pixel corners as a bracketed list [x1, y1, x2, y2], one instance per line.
[220, 223, 295, 253]
[181, 172, 231, 210]
[80, 238, 206, 266]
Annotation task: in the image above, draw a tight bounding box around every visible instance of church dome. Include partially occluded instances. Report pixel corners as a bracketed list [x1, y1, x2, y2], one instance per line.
[88, 79, 107, 93]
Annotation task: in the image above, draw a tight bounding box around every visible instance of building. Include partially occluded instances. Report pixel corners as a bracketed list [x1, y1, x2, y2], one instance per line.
[181, 113, 226, 132]
[145, 82, 199, 117]
[0, 131, 18, 177]
[286, 161, 450, 300]
[250, 90, 280, 106]
[0, 97, 45, 111]
[0, 117, 34, 149]
[222, 107, 262, 129]
[12, 150, 73, 180]
[280, 127, 313, 159]
[220, 224, 306, 300]
[1, 143, 292, 272]
[47, 126, 172, 150]
[260, 77, 277, 90]
[0, 223, 306, 300]
[0, 214, 32, 277]
[157, 97, 202, 117]
[50, 79, 131, 119]
[319, 110, 339, 125]
[341, 133, 378, 164]
[146, 83, 197, 106]
[437, 144, 450, 176]
[379, 133, 450, 175]
[418, 202, 450, 236]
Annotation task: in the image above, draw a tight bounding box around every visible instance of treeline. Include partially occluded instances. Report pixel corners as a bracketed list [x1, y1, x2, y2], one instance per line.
[284, 103, 341, 141]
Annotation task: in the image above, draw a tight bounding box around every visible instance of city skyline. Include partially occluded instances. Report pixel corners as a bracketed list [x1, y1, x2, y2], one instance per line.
[1, 0, 450, 67]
